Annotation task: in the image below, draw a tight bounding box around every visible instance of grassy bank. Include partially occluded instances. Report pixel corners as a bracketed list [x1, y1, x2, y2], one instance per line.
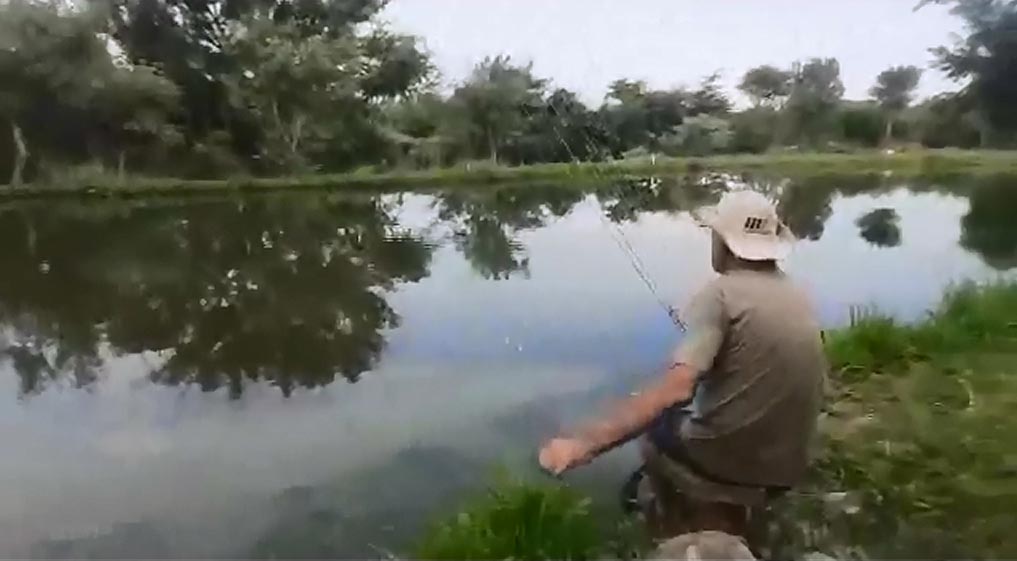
[416, 282, 1017, 560]
[5, 149, 1017, 200]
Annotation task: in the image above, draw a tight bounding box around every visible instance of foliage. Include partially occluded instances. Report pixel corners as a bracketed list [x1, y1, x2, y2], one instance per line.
[914, 94, 982, 149]
[416, 479, 603, 560]
[870, 66, 922, 113]
[786, 58, 845, 147]
[839, 104, 885, 147]
[451, 56, 547, 164]
[0, 1, 115, 184]
[95, 65, 182, 175]
[661, 115, 732, 156]
[510, 88, 612, 164]
[870, 65, 921, 143]
[687, 72, 732, 116]
[729, 108, 779, 153]
[3, 0, 1017, 185]
[925, 0, 1017, 138]
[739, 65, 793, 108]
[223, 21, 362, 171]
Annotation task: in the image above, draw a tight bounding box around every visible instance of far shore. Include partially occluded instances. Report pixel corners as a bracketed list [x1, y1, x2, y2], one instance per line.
[3, 149, 1016, 200]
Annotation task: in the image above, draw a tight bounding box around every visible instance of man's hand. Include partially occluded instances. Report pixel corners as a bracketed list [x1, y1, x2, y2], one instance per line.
[538, 437, 594, 476]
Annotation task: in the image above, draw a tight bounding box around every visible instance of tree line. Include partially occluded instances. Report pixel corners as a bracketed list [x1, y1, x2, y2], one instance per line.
[1, 0, 1015, 186]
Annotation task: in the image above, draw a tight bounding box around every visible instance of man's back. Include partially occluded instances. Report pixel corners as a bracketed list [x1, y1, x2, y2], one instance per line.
[678, 268, 826, 487]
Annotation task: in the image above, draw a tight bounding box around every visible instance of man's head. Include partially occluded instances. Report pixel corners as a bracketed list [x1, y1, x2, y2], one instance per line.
[701, 191, 794, 274]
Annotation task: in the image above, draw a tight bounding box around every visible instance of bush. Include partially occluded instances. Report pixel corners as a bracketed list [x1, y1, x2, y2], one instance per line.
[730, 108, 778, 154]
[839, 106, 884, 147]
[916, 96, 982, 149]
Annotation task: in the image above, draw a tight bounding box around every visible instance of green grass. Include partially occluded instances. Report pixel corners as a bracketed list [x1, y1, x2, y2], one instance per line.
[5, 149, 1017, 199]
[784, 281, 1017, 558]
[415, 479, 610, 560]
[825, 282, 1017, 377]
[417, 282, 1017, 560]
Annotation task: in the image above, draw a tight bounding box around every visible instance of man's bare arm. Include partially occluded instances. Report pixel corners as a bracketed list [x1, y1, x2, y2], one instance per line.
[539, 363, 698, 475]
[574, 363, 698, 454]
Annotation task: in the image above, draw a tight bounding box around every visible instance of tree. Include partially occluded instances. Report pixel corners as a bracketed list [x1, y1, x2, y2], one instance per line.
[687, 73, 732, 116]
[870, 65, 922, 144]
[509, 88, 610, 164]
[224, 21, 362, 170]
[606, 79, 648, 106]
[739, 65, 793, 108]
[99, 0, 427, 172]
[923, 0, 1017, 143]
[451, 56, 546, 164]
[786, 58, 845, 147]
[95, 65, 181, 179]
[0, 1, 112, 186]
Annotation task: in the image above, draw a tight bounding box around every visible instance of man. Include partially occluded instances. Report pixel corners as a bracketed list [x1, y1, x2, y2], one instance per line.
[539, 190, 826, 536]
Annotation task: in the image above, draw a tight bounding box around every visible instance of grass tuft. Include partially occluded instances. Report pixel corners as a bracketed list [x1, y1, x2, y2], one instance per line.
[415, 478, 604, 560]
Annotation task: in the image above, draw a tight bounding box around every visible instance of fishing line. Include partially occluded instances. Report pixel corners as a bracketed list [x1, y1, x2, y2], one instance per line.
[524, 100, 686, 331]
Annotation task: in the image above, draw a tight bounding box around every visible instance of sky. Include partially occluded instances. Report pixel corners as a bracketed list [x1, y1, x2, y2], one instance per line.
[381, 0, 966, 107]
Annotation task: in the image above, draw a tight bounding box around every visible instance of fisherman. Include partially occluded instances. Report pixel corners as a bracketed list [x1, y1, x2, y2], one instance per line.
[539, 190, 827, 539]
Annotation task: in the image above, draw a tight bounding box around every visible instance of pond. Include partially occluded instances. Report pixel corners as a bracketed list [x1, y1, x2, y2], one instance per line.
[0, 173, 1015, 558]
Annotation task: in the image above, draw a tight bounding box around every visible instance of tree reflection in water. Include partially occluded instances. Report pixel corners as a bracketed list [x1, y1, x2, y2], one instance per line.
[1, 175, 1014, 399]
[0, 194, 433, 398]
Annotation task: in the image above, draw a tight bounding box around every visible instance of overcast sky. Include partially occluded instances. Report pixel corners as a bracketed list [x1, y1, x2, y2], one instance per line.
[381, 0, 966, 106]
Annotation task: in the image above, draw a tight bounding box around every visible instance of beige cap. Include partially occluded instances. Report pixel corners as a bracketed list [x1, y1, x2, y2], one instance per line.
[699, 190, 794, 261]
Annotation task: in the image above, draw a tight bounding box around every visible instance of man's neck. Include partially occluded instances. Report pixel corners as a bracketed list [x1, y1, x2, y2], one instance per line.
[722, 259, 779, 274]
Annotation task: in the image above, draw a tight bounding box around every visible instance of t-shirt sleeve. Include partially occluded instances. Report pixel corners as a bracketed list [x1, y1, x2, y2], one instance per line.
[671, 282, 726, 374]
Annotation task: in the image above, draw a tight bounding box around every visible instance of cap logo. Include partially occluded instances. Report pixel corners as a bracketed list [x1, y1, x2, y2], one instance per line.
[743, 216, 767, 233]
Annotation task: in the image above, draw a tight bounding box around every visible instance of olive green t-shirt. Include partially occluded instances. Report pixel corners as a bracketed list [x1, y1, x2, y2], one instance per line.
[672, 268, 827, 487]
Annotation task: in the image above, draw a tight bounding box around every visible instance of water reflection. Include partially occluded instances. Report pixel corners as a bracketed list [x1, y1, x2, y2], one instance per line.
[856, 208, 903, 248]
[435, 185, 584, 280]
[0, 195, 434, 398]
[2, 175, 1016, 402]
[251, 446, 484, 558]
[1, 175, 1014, 403]
[1, 174, 1016, 558]
[961, 176, 1017, 270]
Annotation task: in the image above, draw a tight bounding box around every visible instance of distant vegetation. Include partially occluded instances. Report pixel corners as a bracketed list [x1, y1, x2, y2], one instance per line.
[418, 282, 1017, 560]
[1, 0, 1016, 189]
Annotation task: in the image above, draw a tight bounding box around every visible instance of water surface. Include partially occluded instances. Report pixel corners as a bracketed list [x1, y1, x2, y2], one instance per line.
[1, 174, 1014, 557]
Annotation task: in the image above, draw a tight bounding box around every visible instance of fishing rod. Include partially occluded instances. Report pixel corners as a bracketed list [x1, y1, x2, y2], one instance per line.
[524, 100, 687, 332]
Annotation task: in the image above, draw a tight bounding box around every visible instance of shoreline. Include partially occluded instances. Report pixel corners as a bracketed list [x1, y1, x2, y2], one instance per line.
[3, 149, 1017, 201]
